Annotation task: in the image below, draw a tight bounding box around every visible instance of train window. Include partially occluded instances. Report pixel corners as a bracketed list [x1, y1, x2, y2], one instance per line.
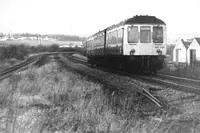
[118, 29, 121, 38]
[107, 33, 109, 44]
[109, 32, 112, 44]
[153, 27, 163, 43]
[111, 32, 114, 44]
[98, 36, 100, 46]
[128, 26, 139, 43]
[94, 37, 97, 47]
[121, 28, 124, 43]
[140, 26, 151, 43]
[114, 30, 118, 44]
[101, 35, 104, 46]
[99, 36, 101, 46]
[118, 29, 122, 43]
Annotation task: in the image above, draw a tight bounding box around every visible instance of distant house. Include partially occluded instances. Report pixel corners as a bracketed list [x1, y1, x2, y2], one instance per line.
[23, 37, 33, 40]
[30, 37, 37, 40]
[187, 38, 200, 65]
[0, 36, 8, 41]
[16, 37, 32, 40]
[59, 44, 70, 48]
[43, 37, 49, 41]
[73, 42, 83, 48]
[173, 39, 192, 64]
[59, 41, 83, 48]
[6, 37, 16, 41]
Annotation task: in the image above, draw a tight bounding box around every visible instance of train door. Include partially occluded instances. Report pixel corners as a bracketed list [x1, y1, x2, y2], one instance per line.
[190, 49, 196, 66]
[176, 49, 179, 63]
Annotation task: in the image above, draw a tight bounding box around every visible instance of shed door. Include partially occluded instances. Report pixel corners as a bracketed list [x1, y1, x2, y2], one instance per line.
[190, 49, 196, 66]
[176, 49, 179, 63]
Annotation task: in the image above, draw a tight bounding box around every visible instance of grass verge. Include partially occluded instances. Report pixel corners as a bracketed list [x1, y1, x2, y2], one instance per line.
[0, 60, 177, 133]
[160, 65, 200, 80]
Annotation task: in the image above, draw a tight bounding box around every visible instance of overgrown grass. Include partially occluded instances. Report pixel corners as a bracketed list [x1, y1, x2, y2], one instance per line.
[160, 64, 200, 79]
[0, 62, 165, 133]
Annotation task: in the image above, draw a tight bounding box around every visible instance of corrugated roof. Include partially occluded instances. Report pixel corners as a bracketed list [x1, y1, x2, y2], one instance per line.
[181, 39, 192, 49]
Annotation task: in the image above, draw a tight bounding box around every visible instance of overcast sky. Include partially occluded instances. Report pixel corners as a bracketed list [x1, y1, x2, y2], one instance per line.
[0, 0, 200, 39]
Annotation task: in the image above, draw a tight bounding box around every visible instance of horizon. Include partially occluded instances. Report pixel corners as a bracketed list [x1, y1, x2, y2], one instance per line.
[1, 0, 200, 40]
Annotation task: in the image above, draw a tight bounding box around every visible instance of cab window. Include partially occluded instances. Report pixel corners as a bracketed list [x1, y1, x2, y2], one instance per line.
[153, 26, 163, 43]
[140, 26, 151, 43]
[128, 26, 138, 43]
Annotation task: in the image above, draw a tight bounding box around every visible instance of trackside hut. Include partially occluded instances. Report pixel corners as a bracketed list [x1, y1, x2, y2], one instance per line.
[173, 39, 191, 64]
[187, 38, 200, 65]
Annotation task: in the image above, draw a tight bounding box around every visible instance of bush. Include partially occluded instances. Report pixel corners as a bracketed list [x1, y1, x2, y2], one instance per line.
[0, 44, 61, 61]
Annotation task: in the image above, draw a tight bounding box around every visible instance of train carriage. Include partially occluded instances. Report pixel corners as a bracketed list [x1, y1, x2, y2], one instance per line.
[86, 15, 167, 73]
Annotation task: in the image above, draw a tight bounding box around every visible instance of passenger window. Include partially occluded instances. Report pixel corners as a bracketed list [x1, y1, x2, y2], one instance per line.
[118, 29, 121, 43]
[153, 26, 163, 43]
[128, 26, 139, 43]
[111, 32, 114, 44]
[109, 33, 111, 44]
[107, 33, 109, 44]
[114, 30, 118, 44]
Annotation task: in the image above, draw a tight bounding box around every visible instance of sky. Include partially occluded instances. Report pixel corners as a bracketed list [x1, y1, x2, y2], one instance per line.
[0, 0, 200, 40]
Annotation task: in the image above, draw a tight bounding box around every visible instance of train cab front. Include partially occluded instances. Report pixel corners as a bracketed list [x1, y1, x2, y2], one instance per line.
[123, 20, 167, 74]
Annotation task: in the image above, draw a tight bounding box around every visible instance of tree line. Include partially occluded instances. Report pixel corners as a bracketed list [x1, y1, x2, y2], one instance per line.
[0, 33, 86, 41]
[0, 43, 85, 62]
[0, 44, 60, 61]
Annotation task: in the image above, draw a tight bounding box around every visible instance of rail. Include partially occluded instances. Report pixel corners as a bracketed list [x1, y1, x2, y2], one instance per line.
[63, 53, 200, 93]
[59, 53, 163, 108]
[0, 55, 42, 81]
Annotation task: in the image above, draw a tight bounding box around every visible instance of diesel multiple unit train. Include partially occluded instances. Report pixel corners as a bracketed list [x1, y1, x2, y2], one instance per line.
[86, 15, 167, 73]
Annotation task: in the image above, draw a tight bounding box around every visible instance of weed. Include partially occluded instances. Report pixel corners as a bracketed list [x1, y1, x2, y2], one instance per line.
[0, 61, 167, 133]
[160, 64, 200, 79]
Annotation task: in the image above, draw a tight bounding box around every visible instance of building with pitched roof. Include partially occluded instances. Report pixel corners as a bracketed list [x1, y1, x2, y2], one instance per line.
[173, 39, 192, 64]
[187, 38, 200, 65]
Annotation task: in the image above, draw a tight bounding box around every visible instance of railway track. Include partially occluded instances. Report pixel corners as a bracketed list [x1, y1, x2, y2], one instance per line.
[59, 53, 163, 108]
[63, 53, 200, 92]
[0, 55, 42, 81]
[0, 52, 70, 81]
[60, 53, 200, 106]
[156, 73, 200, 87]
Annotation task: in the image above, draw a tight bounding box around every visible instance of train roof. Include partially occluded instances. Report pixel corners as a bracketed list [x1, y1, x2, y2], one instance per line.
[106, 15, 165, 30]
[87, 30, 105, 40]
[124, 15, 165, 25]
[87, 15, 165, 40]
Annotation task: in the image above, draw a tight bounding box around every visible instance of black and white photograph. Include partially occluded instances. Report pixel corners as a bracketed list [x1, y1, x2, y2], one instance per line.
[0, 0, 200, 132]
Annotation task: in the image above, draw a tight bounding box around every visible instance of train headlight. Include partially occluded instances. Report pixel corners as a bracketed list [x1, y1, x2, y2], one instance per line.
[157, 49, 162, 55]
[130, 49, 135, 55]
